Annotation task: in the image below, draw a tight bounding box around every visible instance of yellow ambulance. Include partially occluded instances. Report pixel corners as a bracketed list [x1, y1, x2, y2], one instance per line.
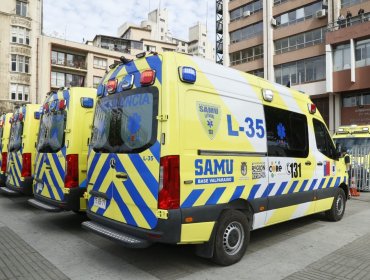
[0, 105, 40, 195]
[28, 87, 96, 212]
[0, 113, 13, 187]
[82, 52, 349, 265]
[333, 125, 369, 152]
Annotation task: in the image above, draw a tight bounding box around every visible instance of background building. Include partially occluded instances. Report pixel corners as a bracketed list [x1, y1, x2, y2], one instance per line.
[0, 0, 42, 112]
[222, 0, 370, 132]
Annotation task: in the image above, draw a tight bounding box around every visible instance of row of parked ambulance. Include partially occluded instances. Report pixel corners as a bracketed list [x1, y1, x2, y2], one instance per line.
[0, 52, 350, 266]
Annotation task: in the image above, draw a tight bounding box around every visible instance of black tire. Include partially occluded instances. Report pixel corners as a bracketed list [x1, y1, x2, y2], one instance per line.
[325, 188, 346, 221]
[212, 210, 250, 266]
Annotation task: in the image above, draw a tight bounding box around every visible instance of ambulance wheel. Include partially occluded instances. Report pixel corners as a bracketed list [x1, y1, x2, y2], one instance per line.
[212, 210, 249, 266]
[325, 188, 346, 221]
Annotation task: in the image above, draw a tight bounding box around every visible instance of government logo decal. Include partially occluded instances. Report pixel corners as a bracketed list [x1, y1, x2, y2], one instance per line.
[196, 102, 221, 140]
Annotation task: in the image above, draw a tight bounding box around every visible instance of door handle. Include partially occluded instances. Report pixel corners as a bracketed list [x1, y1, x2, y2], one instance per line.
[305, 161, 311, 166]
[45, 165, 51, 169]
[317, 162, 323, 166]
[116, 172, 128, 180]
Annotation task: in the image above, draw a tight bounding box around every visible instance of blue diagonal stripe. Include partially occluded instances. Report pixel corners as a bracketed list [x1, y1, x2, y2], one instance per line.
[334, 177, 341, 187]
[123, 179, 157, 228]
[92, 156, 112, 192]
[309, 179, 318, 191]
[318, 178, 326, 189]
[247, 184, 261, 200]
[52, 153, 65, 180]
[206, 187, 226, 205]
[325, 177, 334, 188]
[181, 189, 204, 208]
[35, 154, 45, 179]
[276, 181, 288, 195]
[43, 174, 55, 200]
[88, 153, 101, 179]
[262, 183, 275, 198]
[230, 185, 245, 202]
[146, 56, 162, 84]
[149, 141, 160, 163]
[288, 181, 299, 194]
[46, 168, 64, 200]
[299, 179, 309, 192]
[109, 64, 125, 80]
[124, 61, 141, 88]
[112, 183, 137, 227]
[127, 154, 158, 199]
[12, 163, 21, 187]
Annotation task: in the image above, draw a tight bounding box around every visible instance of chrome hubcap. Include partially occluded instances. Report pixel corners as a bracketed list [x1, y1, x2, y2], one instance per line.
[336, 194, 344, 216]
[222, 222, 244, 255]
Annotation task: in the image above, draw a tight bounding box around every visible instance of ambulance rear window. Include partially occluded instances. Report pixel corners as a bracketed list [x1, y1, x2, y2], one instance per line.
[37, 111, 66, 153]
[91, 87, 159, 154]
[334, 137, 369, 153]
[9, 121, 23, 152]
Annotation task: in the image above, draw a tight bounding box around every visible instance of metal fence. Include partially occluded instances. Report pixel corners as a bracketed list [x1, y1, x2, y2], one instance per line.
[350, 146, 370, 191]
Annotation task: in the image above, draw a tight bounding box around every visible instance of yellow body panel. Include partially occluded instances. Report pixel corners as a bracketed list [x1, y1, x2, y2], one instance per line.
[0, 113, 13, 176]
[179, 222, 215, 243]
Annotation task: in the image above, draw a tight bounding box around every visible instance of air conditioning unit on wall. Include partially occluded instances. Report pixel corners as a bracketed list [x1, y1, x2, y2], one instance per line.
[316, 9, 326, 19]
[243, 10, 251, 17]
[271, 18, 278, 27]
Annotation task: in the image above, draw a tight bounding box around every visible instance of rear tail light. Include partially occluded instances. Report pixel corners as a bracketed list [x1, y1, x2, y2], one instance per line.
[140, 70, 156, 86]
[107, 79, 118, 94]
[65, 154, 79, 188]
[1, 152, 7, 173]
[21, 153, 32, 177]
[158, 155, 180, 210]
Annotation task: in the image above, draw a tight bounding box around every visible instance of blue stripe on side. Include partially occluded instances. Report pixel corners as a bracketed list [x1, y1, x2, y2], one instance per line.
[51, 153, 65, 180]
[79, 179, 86, 188]
[299, 180, 309, 192]
[14, 153, 22, 174]
[127, 154, 158, 199]
[181, 189, 204, 208]
[43, 174, 55, 200]
[63, 90, 70, 109]
[124, 61, 141, 88]
[325, 177, 334, 188]
[112, 183, 138, 227]
[91, 156, 112, 193]
[309, 179, 318, 191]
[229, 185, 245, 202]
[12, 164, 21, 187]
[288, 181, 299, 194]
[47, 169, 64, 200]
[334, 177, 341, 188]
[35, 154, 45, 179]
[87, 153, 101, 180]
[262, 183, 275, 198]
[61, 147, 67, 158]
[317, 178, 326, 189]
[122, 180, 157, 228]
[149, 141, 160, 163]
[276, 181, 288, 196]
[109, 64, 125, 80]
[247, 184, 261, 200]
[146, 56, 162, 84]
[206, 187, 226, 205]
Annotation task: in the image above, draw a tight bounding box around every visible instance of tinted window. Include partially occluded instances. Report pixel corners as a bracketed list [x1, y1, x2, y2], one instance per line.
[9, 121, 23, 152]
[265, 106, 308, 157]
[334, 137, 370, 153]
[91, 87, 159, 154]
[37, 111, 66, 153]
[313, 119, 336, 159]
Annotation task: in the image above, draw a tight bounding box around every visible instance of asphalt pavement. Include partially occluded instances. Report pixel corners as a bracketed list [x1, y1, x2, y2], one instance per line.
[0, 192, 370, 280]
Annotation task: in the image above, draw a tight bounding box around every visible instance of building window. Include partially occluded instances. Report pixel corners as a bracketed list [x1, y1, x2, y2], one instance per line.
[275, 1, 323, 27]
[93, 57, 107, 69]
[355, 38, 370, 68]
[230, 45, 263, 65]
[248, 69, 264, 78]
[10, 84, 29, 101]
[333, 44, 350, 71]
[230, 21, 263, 44]
[145, 45, 156, 52]
[11, 26, 30, 45]
[16, 1, 28, 17]
[341, 0, 366, 8]
[230, 0, 262, 22]
[274, 0, 289, 5]
[93, 76, 102, 88]
[275, 55, 326, 85]
[52, 51, 85, 68]
[343, 93, 370, 107]
[51, 71, 84, 87]
[275, 27, 326, 54]
[10, 54, 30, 73]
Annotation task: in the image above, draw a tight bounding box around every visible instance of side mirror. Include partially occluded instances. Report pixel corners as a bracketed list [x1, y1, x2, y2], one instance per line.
[81, 97, 94, 108]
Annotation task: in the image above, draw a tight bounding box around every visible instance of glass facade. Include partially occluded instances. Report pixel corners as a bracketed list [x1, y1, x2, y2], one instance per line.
[275, 1, 323, 27]
[230, 22, 263, 43]
[230, 45, 263, 65]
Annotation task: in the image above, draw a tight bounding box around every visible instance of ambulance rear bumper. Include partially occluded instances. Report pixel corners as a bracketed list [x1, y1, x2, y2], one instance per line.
[85, 209, 182, 245]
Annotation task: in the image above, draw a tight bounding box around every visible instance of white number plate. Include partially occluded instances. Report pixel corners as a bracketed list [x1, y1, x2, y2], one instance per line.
[93, 197, 106, 209]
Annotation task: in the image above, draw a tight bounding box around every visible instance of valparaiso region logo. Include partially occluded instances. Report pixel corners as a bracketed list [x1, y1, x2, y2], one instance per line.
[196, 102, 221, 140]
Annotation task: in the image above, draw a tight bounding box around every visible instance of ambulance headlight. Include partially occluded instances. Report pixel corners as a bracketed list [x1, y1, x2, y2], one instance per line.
[179, 67, 196, 84]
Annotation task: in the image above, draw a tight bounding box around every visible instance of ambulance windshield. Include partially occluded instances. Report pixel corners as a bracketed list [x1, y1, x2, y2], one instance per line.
[91, 88, 158, 153]
[334, 137, 370, 153]
[37, 111, 66, 153]
[9, 121, 23, 152]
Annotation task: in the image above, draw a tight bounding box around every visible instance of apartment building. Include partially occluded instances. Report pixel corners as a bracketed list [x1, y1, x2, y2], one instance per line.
[0, 0, 42, 112]
[223, 0, 370, 130]
[37, 35, 135, 103]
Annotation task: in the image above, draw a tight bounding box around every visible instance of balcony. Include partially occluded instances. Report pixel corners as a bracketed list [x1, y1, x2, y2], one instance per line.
[51, 59, 87, 71]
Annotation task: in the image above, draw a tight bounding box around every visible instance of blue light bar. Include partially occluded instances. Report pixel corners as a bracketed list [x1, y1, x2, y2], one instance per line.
[179, 66, 196, 84]
[34, 112, 41, 119]
[81, 97, 94, 108]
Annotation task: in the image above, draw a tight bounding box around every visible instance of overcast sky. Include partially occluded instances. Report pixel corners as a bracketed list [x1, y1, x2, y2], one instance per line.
[43, 0, 216, 43]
